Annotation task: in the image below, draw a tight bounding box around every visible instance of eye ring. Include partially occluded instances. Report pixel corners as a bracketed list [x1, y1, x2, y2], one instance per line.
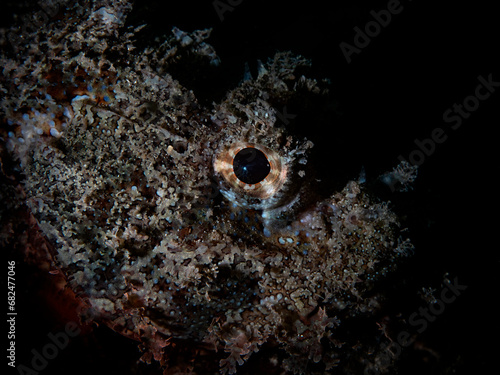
[213, 142, 287, 200]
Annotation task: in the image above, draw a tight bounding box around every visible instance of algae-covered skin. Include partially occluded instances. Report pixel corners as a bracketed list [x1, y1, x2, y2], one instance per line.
[1, 1, 415, 373]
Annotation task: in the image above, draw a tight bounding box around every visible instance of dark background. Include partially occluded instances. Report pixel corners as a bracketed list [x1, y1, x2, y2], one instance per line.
[3, 0, 499, 374]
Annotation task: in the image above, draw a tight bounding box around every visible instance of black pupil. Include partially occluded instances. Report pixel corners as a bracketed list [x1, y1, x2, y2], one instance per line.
[233, 148, 271, 184]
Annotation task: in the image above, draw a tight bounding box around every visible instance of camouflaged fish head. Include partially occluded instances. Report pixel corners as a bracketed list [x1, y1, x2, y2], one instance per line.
[1, 2, 415, 373]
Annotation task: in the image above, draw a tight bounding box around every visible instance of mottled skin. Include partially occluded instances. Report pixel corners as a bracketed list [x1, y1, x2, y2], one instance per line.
[1, 1, 414, 373]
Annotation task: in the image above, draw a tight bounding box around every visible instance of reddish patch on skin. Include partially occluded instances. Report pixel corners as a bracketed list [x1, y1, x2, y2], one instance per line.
[21, 208, 93, 333]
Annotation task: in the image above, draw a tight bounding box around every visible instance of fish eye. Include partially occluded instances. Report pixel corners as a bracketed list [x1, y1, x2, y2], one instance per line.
[233, 147, 270, 184]
[213, 142, 288, 208]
